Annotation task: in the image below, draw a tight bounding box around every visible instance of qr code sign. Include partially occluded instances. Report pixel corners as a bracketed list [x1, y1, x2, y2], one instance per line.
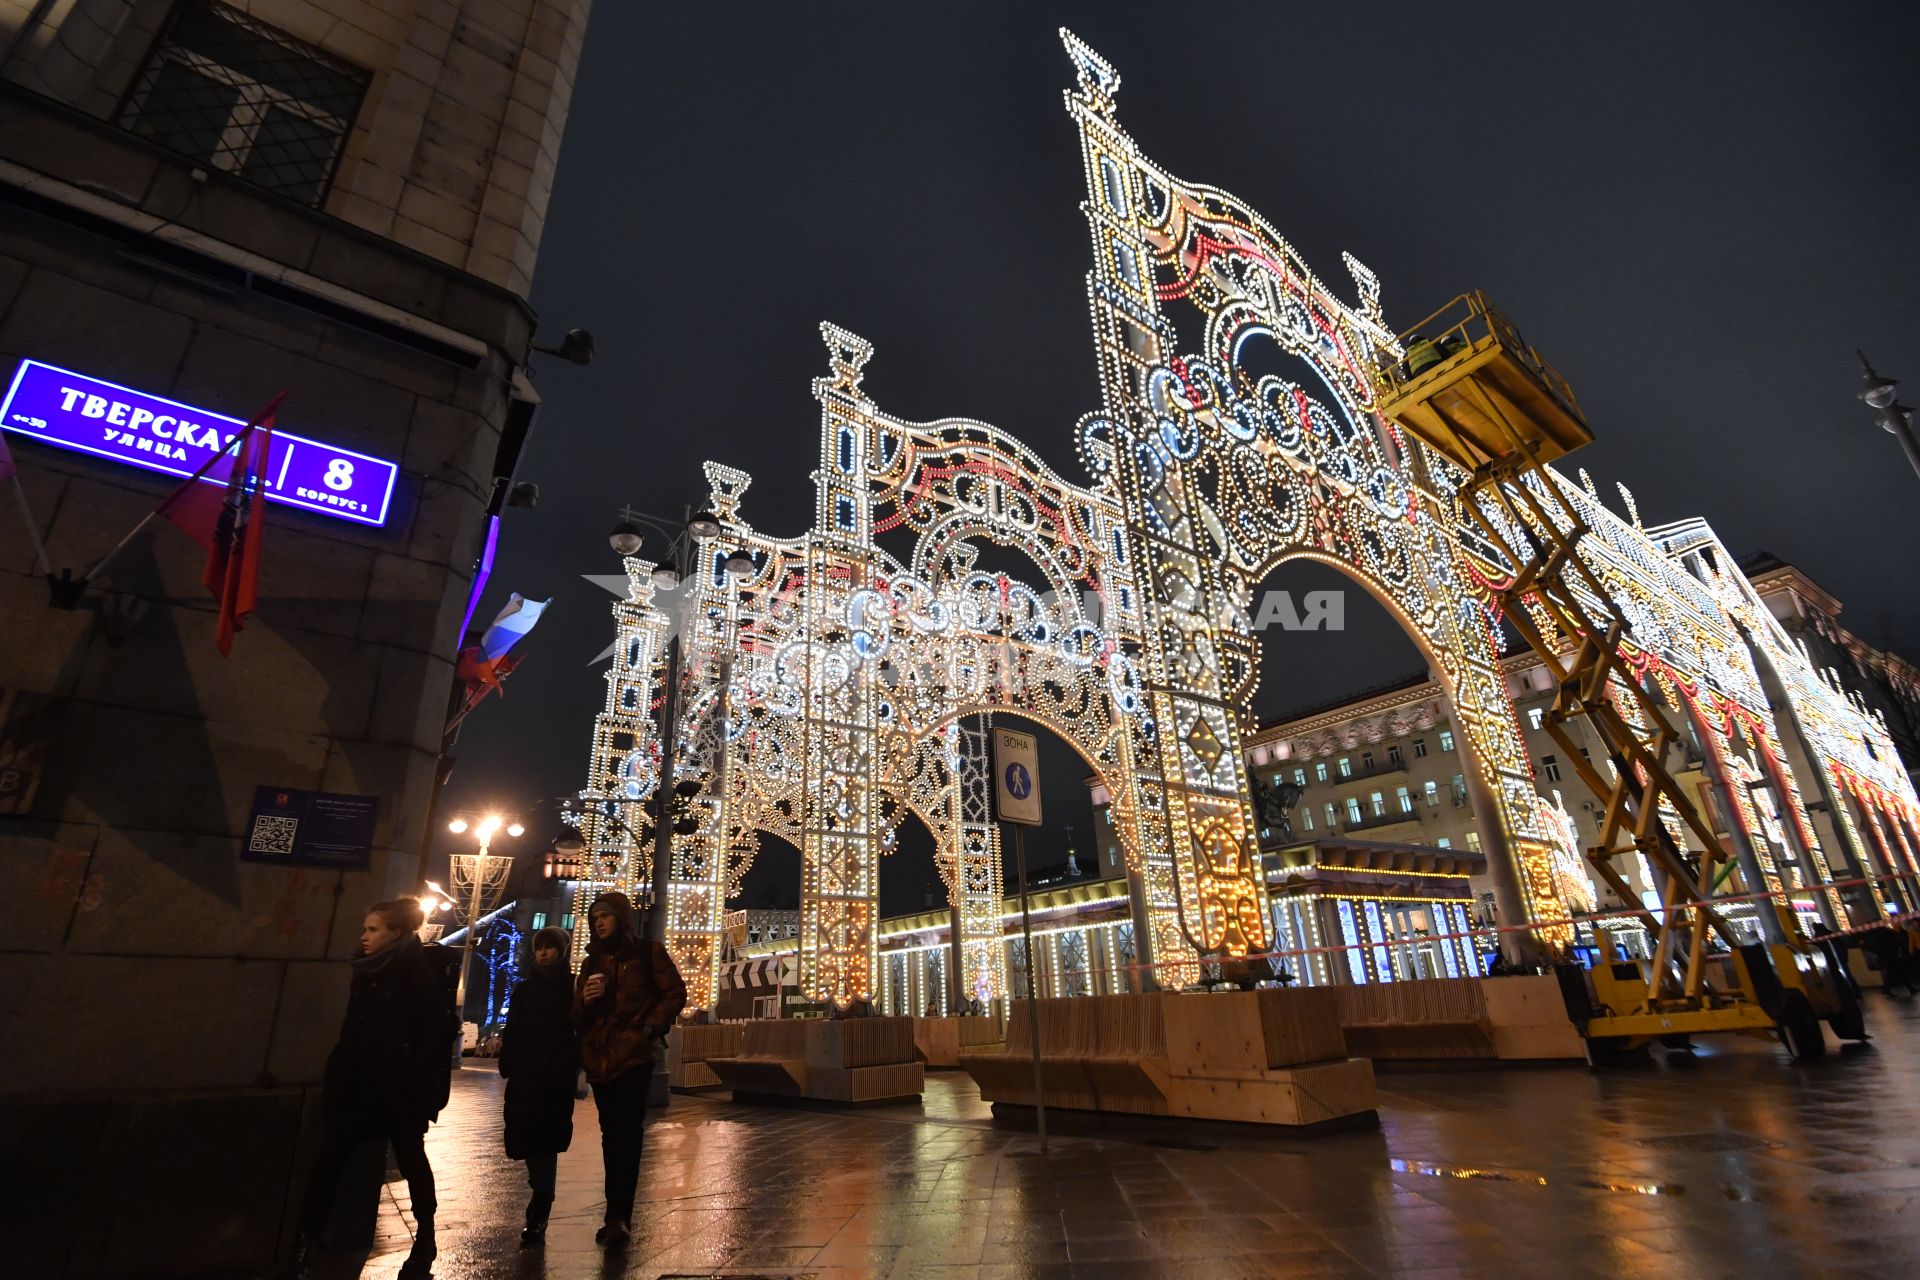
[249, 815, 299, 856]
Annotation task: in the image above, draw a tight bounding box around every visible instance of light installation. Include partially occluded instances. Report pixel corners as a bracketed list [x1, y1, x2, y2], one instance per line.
[568, 32, 1920, 1009]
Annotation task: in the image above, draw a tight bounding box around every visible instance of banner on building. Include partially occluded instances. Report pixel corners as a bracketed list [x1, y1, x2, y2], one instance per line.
[243, 785, 379, 869]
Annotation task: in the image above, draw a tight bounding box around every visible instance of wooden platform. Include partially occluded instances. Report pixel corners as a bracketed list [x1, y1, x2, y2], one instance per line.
[706, 1016, 925, 1104]
[666, 1023, 744, 1090]
[959, 990, 1376, 1129]
[1336, 976, 1585, 1063]
[912, 1015, 1006, 1067]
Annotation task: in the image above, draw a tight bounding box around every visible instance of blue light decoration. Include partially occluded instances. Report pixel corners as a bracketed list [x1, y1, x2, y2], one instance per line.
[1336, 901, 1367, 984]
[1363, 901, 1394, 980]
[1, 359, 398, 526]
[455, 513, 502, 649]
[482, 918, 525, 1025]
[1437, 903, 1462, 979]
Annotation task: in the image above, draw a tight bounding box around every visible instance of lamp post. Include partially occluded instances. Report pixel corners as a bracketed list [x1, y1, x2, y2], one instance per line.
[604, 505, 752, 943]
[446, 813, 522, 1016]
[1858, 352, 1920, 483]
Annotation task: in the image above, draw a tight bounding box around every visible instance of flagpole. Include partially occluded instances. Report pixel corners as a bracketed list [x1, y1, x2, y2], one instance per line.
[11, 474, 51, 576]
[47, 390, 284, 606]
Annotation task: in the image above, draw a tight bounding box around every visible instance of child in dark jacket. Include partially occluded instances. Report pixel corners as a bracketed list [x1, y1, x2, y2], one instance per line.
[500, 926, 581, 1247]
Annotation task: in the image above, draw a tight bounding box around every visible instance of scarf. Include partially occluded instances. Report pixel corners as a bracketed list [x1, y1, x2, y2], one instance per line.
[350, 932, 419, 979]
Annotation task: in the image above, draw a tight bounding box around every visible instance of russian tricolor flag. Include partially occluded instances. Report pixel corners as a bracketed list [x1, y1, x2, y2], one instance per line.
[478, 593, 548, 662]
[455, 593, 549, 708]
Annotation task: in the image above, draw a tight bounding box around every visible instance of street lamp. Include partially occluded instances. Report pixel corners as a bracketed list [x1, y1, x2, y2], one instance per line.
[447, 813, 520, 1018]
[1857, 351, 1920, 482]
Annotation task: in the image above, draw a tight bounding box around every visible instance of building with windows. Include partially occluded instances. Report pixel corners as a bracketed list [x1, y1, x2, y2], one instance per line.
[1740, 551, 1920, 788]
[0, 4, 591, 1275]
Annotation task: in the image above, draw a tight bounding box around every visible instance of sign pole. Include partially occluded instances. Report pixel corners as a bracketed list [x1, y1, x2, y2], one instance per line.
[1011, 817, 1048, 1155]
[991, 723, 1048, 1156]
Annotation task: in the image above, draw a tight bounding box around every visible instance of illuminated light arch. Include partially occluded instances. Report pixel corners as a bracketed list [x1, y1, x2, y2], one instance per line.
[1061, 29, 1567, 952]
[565, 31, 1920, 1005]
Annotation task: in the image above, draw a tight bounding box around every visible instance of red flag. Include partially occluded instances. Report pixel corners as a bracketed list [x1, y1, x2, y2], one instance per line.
[157, 392, 285, 655]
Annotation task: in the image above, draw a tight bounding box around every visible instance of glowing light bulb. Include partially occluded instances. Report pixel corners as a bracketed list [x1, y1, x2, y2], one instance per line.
[507, 822, 525, 838]
[447, 818, 468, 834]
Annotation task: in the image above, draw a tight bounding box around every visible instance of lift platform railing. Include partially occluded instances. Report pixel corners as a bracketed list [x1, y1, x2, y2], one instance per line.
[1380, 291, 1582, 422]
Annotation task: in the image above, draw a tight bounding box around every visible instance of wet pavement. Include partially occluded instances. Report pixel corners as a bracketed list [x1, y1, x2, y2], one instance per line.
[334, 993, 1920, 1279]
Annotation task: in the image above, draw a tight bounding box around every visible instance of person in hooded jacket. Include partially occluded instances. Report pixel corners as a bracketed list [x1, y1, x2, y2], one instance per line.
[287, 899, 455, 1280]
[499, 925, 580, 1247]
[573, 890, 686, 1247]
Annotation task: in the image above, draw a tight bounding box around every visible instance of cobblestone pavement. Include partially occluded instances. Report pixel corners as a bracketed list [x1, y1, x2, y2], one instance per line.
[325, 993, 1920, 1280]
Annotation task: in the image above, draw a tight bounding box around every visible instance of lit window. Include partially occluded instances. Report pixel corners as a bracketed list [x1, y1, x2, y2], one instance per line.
[118, 1, 371, 209]
[1345, 797, 1362, 825]
[1396, 786, 1413, 814]
[1338, 757, 1352, 778]
[1542, 755, 1561, 782]
[1436, 837, 1452, 849]
[1450, 773, 1467, 805]
[1293, 768, 1307, 787]
[1413, 738, 1428, 758]
[1465, 832, 1481, 852]
[1302, 807, 1314, 831]
[1315, 761, 1329, 783]
[1439, 730, 1455, 753]
[1424, 780, 1439, 807]
[1527, 708, 1545, 731]
[531, 912, 547, 931]
[1325, 802, 1338, 827]
[1387, 744, 1402, 765]
[1370, 791, 1386, 817]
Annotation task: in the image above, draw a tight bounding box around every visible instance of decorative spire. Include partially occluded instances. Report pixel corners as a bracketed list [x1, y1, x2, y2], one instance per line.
[1060, 28, 1120, 116]
[703, 461, 752, 524]
[815, 322, 874, 400]
[1615, 481, 1641, 529]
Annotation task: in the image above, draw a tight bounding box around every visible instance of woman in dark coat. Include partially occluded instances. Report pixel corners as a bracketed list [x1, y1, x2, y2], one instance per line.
[499, 925, 579, 1246]
[290, 899, 455, 1279]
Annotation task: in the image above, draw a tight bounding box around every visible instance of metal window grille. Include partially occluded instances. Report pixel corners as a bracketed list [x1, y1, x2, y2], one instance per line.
[118, 1, 369, 208]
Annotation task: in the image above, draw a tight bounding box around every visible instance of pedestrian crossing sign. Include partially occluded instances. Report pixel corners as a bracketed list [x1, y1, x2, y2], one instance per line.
[993, 728, 1042, 826]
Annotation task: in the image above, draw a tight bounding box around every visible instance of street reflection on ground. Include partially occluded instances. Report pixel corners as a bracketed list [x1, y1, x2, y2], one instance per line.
[335, 995, 1920, 1278]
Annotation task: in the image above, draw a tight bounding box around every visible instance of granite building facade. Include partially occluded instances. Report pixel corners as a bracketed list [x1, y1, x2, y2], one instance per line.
[0, 3, 591, 1275]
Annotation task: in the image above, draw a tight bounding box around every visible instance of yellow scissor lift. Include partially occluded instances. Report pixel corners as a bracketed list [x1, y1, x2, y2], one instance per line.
[1375, 293, 1864, 1064]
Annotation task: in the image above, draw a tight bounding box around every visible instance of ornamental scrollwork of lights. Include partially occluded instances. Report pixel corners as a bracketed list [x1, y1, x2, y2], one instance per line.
[568, 31, 1920, 1010]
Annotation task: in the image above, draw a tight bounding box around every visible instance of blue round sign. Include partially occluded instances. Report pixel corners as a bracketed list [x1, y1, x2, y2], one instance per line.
[1005, 762, 1032, 800]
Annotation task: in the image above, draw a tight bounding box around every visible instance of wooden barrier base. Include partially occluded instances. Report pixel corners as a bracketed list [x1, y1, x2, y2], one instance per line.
[1337, 976, 1584, 1064]
[666, 1024, 745, 1091]
[960, 991, 1376, 1130]
[707, 1016, 925, 1105]
[1481, 975, 1587, 1061]
[912, 1016, 1007, 1068]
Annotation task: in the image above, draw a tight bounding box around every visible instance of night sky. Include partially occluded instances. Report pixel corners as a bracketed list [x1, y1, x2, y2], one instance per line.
[430, 3, 1920, 913]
